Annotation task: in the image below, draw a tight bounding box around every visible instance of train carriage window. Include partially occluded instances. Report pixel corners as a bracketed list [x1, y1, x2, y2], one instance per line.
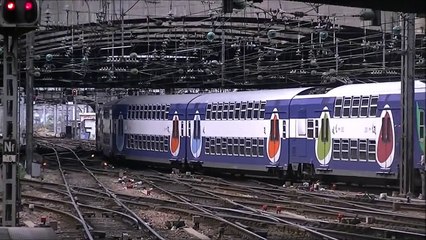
[350, 139, 359, 161]
[229, 110, 234, 120]
[227, 138, 233, 155]
[218, 103, 223, 120]
[351, 97, 360, 117]
[307, 119, 314, 139]
[160, 136, 164, 151]
[161, 105, 166, 120]
[212, 103, 217, 120]
[142, 135, 147, 150]
[359, 140, 367, 161]
[223, 103, 229, 120]
[314, 120, 319, 138]
[151, 135, 155, 151]
[206, 104, 212, 120]
[253, 102, 260, 119]
[368, 140, 376, 162]
[165, 105, 170, 120]
[228, 103, 235, 120]
[205, 137, 210, 154]
[134, 106, 139, 119]
[239, 138, 245, 156]
[369, 96, 378, 117]
[343, 97, 351, 117]
[130, 106, 135, 119]
[334, 97, 343, 118]
[146, 136, 150, 150]
[154, 105, 158, 120]
[245, 138, 252, 156]
[360, 96, 370, 117]
[247, 102, 253, 119]
[143, 105, 148, 119]
[241, 102, 247, 120]
[252, 138, 258, 157]
[181, 122, 184, 136]
[217, 138, 223, 155]
[341, 139, 349, 160]
[221, 138, 227, 155]
[216, 138, 221, 155]
[155, 136, 160, 151]
[210, 138, 216, 155]
[333, 139, 341, 160]
[164, 136, 169, 152]
[258, 138, 264, 157]
[127, 135, 130, 149]
[235, 103, 241, 120]
[260, 101, 266, 119]
[148, 105, 152, 119]
[282, 120, 287, 139]
[231, 138, 237, 156]
[157, 105, 162, 120]
[127, 106, 131, 119]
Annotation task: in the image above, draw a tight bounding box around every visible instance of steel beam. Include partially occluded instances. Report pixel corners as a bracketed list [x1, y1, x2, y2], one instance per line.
[400, 13, 416, 196]
[1, 35, 19, 226]
[26, 32, 35, 175]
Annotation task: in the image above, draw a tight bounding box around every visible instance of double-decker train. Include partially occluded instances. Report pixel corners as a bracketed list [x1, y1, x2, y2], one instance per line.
[97, 80, 425, 186]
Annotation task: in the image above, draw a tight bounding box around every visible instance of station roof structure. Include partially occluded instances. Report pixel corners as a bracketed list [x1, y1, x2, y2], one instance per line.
[2, 0, 425, 90]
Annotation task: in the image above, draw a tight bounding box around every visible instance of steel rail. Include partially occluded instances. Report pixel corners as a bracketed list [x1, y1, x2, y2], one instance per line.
[133, 174, 269, 239]
[172, 177, 339, 240]
[36, 141, 94, 240]
[52, 143, 165, 240]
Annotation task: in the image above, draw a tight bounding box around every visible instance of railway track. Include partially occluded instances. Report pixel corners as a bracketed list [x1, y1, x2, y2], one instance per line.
[24, 138, 426, 239]
[135, 170, 426, 240]
[34, 140, 166, 240]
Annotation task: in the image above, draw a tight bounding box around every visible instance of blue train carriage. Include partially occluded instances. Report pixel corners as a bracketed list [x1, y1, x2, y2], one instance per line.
[186, 87, 312, 176]
[110, 94, 201, 165]
[290, 80, 426, 185]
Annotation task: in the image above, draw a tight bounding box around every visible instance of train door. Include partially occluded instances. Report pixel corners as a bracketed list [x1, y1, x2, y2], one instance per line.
[295, 109, 307, 158]
[115, 112, 124, 153]
[316, 108, 332, 166]
[267, 108, 281, 165]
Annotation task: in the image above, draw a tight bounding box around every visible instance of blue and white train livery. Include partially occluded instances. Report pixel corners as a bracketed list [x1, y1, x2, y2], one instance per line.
[97, 80, 426, 185]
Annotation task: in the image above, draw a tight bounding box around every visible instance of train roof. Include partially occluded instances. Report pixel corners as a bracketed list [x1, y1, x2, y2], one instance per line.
[116, 94, 200, 105]
[190, 87, 312, 103]
[324, 80, 425, 96]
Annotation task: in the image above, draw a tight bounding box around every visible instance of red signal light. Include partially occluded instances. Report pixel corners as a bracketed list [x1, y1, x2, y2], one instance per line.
[6, 1, 16, 11]
[25, 1, 33, 11]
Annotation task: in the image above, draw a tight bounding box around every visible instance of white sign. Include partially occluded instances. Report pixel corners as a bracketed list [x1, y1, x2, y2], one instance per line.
[2, 155, 16, 163]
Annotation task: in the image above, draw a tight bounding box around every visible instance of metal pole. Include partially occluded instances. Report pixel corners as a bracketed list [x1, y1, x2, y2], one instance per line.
[54, 104, 57, 137]
[25, 32, 34, 175]
[400, 13, 416, 196]
[221, 24, 225, 87]
[2, 35, 19, 226]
